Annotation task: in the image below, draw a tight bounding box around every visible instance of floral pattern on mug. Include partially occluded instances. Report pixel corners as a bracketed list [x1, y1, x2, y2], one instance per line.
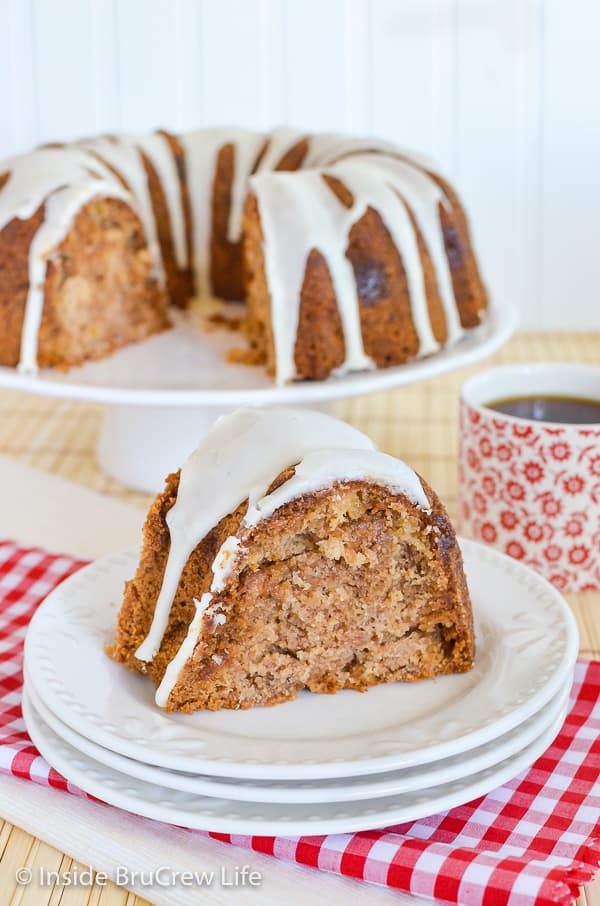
[459, 399, 600, 591]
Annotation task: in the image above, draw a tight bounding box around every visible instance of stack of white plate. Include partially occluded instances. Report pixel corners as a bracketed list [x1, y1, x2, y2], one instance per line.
[23, 538, 578, 836]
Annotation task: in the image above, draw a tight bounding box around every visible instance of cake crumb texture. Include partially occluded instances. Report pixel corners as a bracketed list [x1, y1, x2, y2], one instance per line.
[113, 470, 474, 713]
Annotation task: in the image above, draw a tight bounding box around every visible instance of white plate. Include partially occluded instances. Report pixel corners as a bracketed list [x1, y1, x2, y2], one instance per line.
[24, 673, 572, 804]
[24, 538, 578, 780]
[0, 302, 515, 406]
[21, 687, 567, 835]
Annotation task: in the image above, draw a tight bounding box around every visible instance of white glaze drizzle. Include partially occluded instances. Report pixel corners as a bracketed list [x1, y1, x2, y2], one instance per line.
[0, 147, 134, 374]
[135, 132, 188, 269]
[329, 159, 442, 355]
[78, 136, 165, 285]
[250, 172, 344, 385]
[180, 129, 266, 297]
[251, 134, 465, 383]
[0, 147, 111, 227]
[134, 406, 376, 664]
[331, 164, 439, 357]
[346, 153, 463, 342]
[20, 179, 133, 374]
[224, 131, 267, 245]
[243, 446, 430, 526]
[1, 128, 469, 377]
[302, 133, 395, 167]
[136, 407, 431, 708]
[210, 535, 241, 592]
[155, 594, 211, 707]
[252, 148, 452, 384]
[254, 127, 305, 172]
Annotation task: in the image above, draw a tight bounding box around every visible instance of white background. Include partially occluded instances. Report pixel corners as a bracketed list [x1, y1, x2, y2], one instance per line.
[1, 0, 598, 331]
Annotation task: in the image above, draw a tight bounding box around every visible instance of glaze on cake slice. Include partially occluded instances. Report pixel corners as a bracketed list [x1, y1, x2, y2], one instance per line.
[111, 408, 474, 712]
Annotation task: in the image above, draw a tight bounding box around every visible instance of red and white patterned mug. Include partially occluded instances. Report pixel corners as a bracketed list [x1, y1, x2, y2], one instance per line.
[459, 364, 600, 592]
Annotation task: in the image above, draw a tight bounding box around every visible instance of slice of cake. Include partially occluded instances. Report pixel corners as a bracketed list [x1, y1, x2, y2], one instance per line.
[111, 407, 474, 712]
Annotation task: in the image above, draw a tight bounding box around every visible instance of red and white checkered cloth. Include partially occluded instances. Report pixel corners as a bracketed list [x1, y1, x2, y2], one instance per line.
[0, 539, 599, 906]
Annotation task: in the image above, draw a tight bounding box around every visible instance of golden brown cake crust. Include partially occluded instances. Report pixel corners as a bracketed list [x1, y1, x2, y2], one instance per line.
[210, 137, 310, 302]
[141, 142, 193, 309]
[241, 159, 488, 381]
[1, 132, 488, 378]
[0, 172, 40, 367]
[210, 143, 248, 301]
[0, 189, 169, 370]
[112, 467, 474, 713]
[157, 130, 195, 307]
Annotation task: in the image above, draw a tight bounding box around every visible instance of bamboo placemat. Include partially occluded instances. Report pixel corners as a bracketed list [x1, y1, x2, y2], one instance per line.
[0, 332, 598, 906]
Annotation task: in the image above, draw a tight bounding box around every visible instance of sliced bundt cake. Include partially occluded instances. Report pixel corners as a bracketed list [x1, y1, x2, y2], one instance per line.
[0, 129, 487, 381]
[111, 407, 474, 712]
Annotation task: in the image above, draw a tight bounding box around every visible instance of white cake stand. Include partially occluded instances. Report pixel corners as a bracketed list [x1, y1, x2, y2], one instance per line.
[0, 303, 516, 492]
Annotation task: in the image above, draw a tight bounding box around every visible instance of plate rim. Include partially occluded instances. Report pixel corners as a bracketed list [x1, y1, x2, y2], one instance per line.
[0, 301, 515, 406]
[21, 685, 568, 835]
[23, 670, 572, 804]
[24, 536, 579, 780]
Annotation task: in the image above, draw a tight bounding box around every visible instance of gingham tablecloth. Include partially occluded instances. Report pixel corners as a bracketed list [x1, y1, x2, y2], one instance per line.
[1, 539, 598, 906]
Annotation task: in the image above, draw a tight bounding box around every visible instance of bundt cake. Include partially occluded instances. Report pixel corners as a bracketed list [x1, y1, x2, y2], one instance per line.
[111, 407, 475, 712]
[0, 129, 488, 382]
